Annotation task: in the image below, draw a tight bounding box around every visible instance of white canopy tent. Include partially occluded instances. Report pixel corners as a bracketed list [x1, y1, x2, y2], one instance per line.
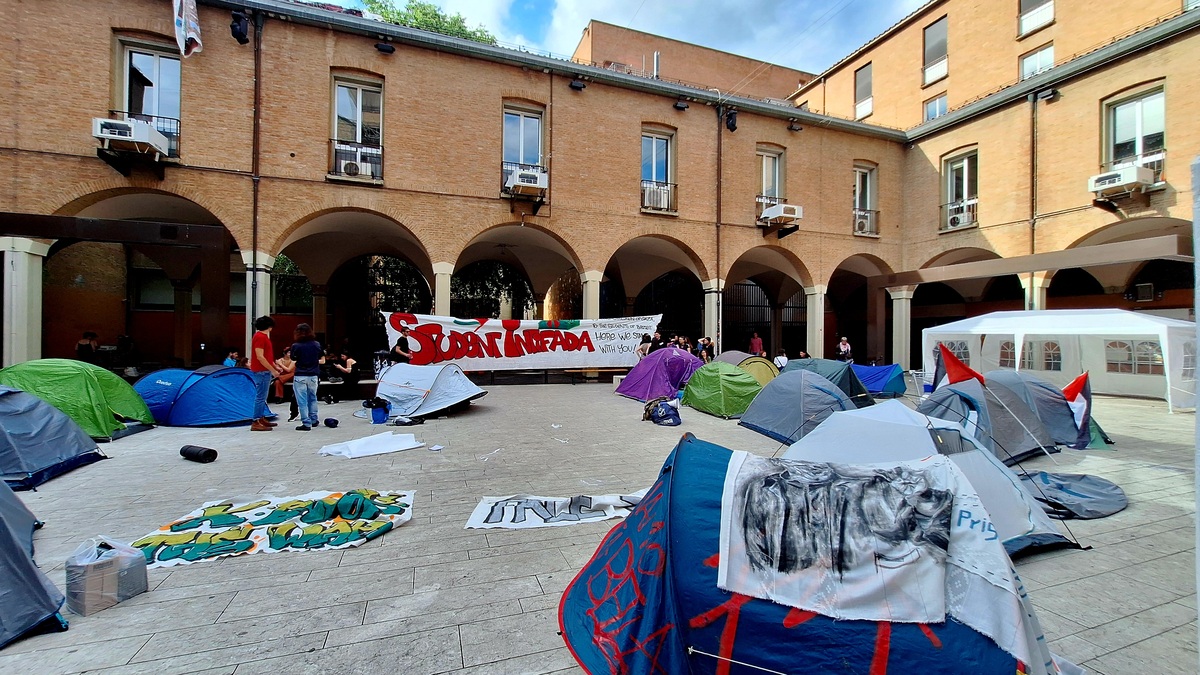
[922, 309, 1196, 410]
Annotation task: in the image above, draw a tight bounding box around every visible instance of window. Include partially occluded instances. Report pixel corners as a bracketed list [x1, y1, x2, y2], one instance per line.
[999, 340, 1037, 369]
[942, 151, 978, 230]
[1020, 44, 1054, 80]
[1106, 340, 1164, 374]
[120, 44, 181, 156]
[852, 165, 877, 235]
[1183, 341, 1196, 381]
[332, 80, 383, 179]
[937, 340, 971, 365]
[923, 17, 948, 85]
[1188, 0, 1200, 10]
[854, 64, 873, 119]
[1041, 341, 1062, 371]
[641, 131, 675, 212]
[1019, 0, 1054, 36]
[503, 107, 543, 168]
[924, 94, 948, 122]
[1106, 89, 1165, 179]
[759, 151, 781, 199]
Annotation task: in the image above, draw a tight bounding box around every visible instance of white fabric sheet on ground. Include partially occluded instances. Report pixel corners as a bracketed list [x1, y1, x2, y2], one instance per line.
[465, 490, 648, 529]
[718, 452, 1060, 675]
[319, 432, 424, 458]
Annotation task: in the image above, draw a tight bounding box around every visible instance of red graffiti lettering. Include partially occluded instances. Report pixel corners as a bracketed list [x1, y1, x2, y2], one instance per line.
[393, 316, 601, 365]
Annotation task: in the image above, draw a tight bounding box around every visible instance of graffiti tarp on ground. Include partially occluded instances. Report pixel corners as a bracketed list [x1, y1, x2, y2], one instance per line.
[132, 489, 412, 568]
[384, 313, 662, 371]
[465, 491, 648, 529]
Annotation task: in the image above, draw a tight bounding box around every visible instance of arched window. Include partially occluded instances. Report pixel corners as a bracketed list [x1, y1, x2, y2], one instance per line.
[937, 340, 971, 365]
[1134, 340, 1164, 375]
[999, 341, 1015, 368]
[1105, 341, 1132, 373]
[1183, 341, 1196, 382]
[1042, 341, 1061, 371]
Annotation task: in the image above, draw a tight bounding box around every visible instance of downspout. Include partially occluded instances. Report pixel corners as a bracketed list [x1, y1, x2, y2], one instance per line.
[1027, 92, 1038, 309]
[715, 102, 723, 353]
[250, 12, 264, 322]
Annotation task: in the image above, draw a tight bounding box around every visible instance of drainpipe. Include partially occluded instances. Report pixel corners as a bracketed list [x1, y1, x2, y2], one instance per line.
[715, 101, 723, 353]
[1027, 92, 1038, 309]
[250, 12, 264, 323]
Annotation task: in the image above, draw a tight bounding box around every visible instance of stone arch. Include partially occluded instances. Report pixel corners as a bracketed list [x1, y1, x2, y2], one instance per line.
[276, 207, 433, 286]
[267, 193, 422, 257]
[50, 182, 241, 242]
[725, 244, 814, 300]
[599, 232, 709, 290]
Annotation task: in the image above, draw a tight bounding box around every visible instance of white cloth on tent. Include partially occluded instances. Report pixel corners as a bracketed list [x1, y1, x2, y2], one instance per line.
[375, 363, 485, 417]
[719, 451, 1058, 674]
[318, 432, 423, 458]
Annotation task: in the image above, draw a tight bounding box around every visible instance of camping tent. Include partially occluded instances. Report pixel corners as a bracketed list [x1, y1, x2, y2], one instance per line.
[783, 358, 874, 407]
[851, 363, 907, 397]
[135, 365, 265, 426]
[714, 350, 779, 385]
[1, 481, 67, 648]
[1, 386, 105, 490]
[922, 309, 1196, 410]
[739, 370, 853, 443]
[984, 370, 1089, 449]
[559, 433, 1075, 675]
[714, 349, 752, 365]
[917, 378, 1057, 465]
[681, 362, 763, 418]
[616, 347, 703, 402]
[784, 400, 1072, 556]
[375, 363, 487, 417]
[0, 360, 154, 441]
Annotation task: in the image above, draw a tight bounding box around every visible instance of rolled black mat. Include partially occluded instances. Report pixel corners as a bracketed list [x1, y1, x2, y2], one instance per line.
[180, 445, 218, 463]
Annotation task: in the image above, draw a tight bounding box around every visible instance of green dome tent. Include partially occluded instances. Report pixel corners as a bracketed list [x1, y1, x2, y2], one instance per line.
[0, 360, 154, 441]
[681, 362, 762, 418]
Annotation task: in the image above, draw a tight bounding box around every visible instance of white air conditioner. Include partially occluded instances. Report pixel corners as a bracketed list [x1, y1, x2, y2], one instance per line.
[854, 218, 872, 234]
[504, 167, 548, 195]
[92, 117, 170, 158]
[1087, 165, 1155, 194]
[339, 160, 362, 177]
[759, 203, 803, 223]
[947, 212, 976, 229]
[642, 185, 671, 210]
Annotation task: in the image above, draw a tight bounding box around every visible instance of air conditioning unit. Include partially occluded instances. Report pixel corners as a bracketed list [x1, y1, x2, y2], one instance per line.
[504, 167, 548, 195]
[854, 218, 872, 234]
[92, 117, 170, 158]
[759, 203, 802, 223]
[642, 185, 671, 210]
[947, 212, 976, 229]
[339, 160, 362, 177]
[1087, 165, 1155, 194]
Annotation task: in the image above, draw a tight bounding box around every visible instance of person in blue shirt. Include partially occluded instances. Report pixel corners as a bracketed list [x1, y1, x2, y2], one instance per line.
[223, 348, 239, 367]
[289, 324, 325, 431]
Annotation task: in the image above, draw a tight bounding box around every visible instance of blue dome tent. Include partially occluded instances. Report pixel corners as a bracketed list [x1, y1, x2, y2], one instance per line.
[135, 366, 270, 427]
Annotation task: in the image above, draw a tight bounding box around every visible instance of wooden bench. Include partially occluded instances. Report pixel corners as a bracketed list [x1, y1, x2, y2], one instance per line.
[562, 368, 629, 384]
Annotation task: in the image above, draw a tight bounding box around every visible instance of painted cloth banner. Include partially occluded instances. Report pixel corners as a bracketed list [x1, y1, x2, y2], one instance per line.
[465, 490, 648, 529]
[132, 489, 412, 567]
[173, 0, 202, 57]
[384, 313, 661, 371]
[718, 452, 1052, 671]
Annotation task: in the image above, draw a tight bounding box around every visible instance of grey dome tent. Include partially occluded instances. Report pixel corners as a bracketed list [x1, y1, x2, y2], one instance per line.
[739, 370, 853, 443]
[781, 357, 874, 407]
[0, 385, 105, 490]
[917, 378, 1057, 466]
[984, 370, 1091, 449]
[0, 481, 67, 648]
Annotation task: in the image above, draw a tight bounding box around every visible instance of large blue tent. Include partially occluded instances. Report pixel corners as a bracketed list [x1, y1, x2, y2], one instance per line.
[135, 366, 268, 427]
[851, 363, 907, 398]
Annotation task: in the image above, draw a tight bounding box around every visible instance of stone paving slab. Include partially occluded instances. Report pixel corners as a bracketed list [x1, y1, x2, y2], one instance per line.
[3, 386, 1195, 673]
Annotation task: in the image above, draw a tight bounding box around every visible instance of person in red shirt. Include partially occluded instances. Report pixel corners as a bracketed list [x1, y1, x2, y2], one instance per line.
[748, 332, 763, 355]
[249, 316, 280, 431]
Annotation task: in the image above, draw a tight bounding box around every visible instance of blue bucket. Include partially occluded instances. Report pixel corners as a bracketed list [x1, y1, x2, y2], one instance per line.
[371, 406, 389, 424]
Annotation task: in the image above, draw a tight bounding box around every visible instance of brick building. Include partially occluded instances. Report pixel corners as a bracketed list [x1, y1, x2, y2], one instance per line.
[0, 0, 1195, 373]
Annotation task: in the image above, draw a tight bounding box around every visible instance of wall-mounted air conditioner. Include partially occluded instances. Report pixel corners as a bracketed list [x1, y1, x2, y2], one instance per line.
[854, 218, 872, 234]
[504, 167, 548, 195]
[759, 203, 802, 223]
[92, 117, 170, 158]
[946, 212, 975, 229]
[642, 184, 671, 210]
[1087, 165, 1155, 194]
[338, 160, 363, 177]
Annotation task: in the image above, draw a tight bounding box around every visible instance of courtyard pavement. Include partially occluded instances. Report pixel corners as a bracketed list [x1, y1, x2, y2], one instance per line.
[1, 383, 1196, 674]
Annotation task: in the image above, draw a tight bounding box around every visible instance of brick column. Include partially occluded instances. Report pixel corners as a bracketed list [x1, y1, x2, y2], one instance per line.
[887, 285, 917, 369]
[805, 284, 827, 358]
[1, 237, 49, 366]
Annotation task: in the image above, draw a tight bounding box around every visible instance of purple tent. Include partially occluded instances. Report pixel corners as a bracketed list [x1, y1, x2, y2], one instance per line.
[616, 348, 704, 402]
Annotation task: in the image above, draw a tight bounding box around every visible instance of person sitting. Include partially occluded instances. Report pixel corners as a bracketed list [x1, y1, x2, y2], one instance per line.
[331, 351, 358, 384]
[773, 349, 788, 369]
[75, 331, 99, 364]
[273, 352, 295, 403]
[223, 348, 240, 367]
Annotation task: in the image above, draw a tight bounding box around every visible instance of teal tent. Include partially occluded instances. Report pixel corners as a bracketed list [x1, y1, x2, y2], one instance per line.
[681, 362, 762, 418]
[851, 363, 907, 397]
[0, 360, 154, 441]
[782, 358, 874, 407]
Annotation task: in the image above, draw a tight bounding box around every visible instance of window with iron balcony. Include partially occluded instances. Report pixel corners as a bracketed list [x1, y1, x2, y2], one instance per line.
[641, 130, 676, 213]
[941, 151, 978, 232]
[1103, 89, 1166, 184]
[330, 79, 383, 182]
[113, 39, 182, 158]
[852, 164, 879, 236]
[756, 147, 786, 218]
[501, 105, 547, 197]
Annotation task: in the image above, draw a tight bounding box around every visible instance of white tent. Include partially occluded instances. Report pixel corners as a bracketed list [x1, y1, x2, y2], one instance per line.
[375, 363, 487, 417]
[922, 309, 1196, 410]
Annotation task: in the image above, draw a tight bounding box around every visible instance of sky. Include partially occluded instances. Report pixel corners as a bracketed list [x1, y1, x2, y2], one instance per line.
[325, 0, 930, 74]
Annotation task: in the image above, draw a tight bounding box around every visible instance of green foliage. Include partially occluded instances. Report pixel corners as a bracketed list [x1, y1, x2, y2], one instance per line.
[452, 260, 534, 318]
[363, 0, 498, 45]
[271, 254, 313, 312]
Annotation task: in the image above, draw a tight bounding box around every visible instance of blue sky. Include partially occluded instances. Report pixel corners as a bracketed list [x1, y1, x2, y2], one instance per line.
[326, 0, 929, 74]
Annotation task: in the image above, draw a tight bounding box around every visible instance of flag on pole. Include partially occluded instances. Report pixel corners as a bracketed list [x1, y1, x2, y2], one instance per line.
[933, 342, 985, 390]
[1062, 372, 1093, 450]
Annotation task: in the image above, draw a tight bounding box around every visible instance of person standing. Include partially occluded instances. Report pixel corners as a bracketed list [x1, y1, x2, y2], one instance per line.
[388, 326, 413, 364]
[290, 323, 324, 431]
[75, 331, 99, 364]
[773, 349, 788, 369]
[249, 316, 280, 431]
[748, 332, 763, 355]
[648, 331, 666, 353]
[836, 336, 853, 362]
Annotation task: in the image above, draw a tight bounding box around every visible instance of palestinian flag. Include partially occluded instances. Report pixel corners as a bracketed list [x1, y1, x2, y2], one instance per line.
[1063, 372, 1099, 450]
[932, 342, 985, 391]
